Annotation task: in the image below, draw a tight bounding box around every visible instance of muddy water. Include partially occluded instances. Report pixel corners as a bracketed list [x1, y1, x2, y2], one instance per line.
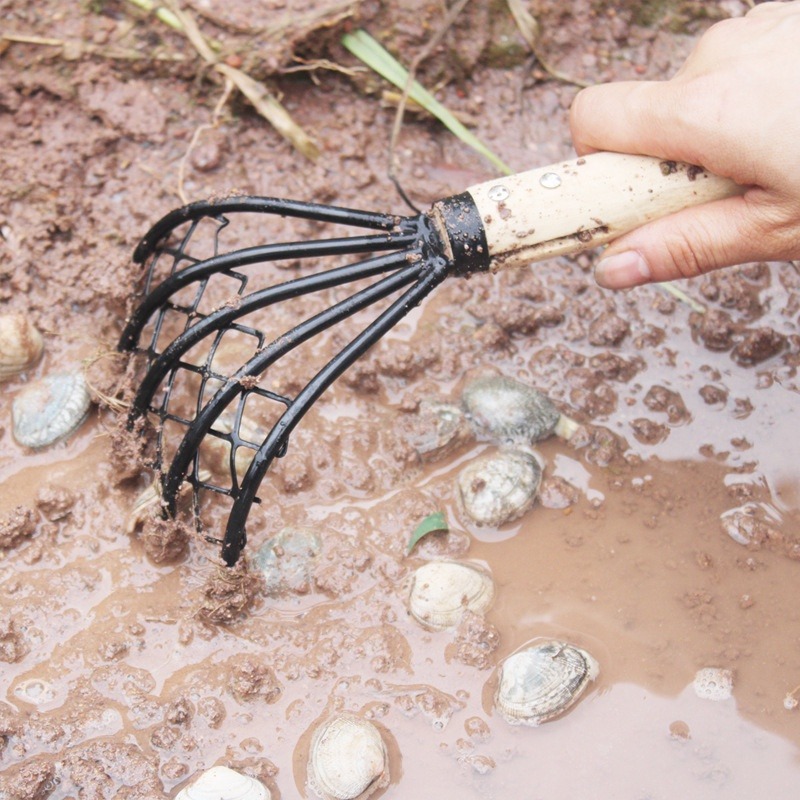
[2, 1, 800, 798]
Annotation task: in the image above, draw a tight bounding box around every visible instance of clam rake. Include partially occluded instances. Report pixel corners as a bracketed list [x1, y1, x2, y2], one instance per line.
[119, 152, 740, 567]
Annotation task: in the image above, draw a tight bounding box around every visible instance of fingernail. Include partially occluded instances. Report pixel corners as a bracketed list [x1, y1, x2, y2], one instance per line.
[594, 250, 650, 289]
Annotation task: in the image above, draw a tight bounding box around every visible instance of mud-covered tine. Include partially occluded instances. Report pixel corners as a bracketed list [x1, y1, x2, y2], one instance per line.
[127, 249, 419, 422]
[119, 229, 420, 352]
[160, 260, 427, 511]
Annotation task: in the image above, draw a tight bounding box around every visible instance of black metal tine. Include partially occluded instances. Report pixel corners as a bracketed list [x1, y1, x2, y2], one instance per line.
[127, 249, 419, 423]
[161, 259, 427, 511]
[134, 197, 411, 264]
[219, 250, 454, 565]
[120, 228, 420, 351]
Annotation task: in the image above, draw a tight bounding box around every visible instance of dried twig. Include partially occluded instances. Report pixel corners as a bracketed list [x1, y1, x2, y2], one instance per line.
[388, 0, 475, 209]
[128, 0, 319, 161]
[177, 77, 235, 203]
[506, 0, 593, 88]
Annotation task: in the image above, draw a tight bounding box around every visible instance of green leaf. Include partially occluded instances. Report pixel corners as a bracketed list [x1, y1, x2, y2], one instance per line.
[407, 511, 449, 554]
[342, 29, 513, 176]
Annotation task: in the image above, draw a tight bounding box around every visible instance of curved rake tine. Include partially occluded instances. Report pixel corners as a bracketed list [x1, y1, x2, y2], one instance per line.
[161, 259, 428, 511]
[128, 249, 418, 423]
[219, 252, 453, 565]
[120, 229, 420, 351]
[134, 196, 410, 264]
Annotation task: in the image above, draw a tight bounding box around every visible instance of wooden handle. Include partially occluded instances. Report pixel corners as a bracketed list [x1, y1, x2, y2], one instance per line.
[462, 152, 743, 272]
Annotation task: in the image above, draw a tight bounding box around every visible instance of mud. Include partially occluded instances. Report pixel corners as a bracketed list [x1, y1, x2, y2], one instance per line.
[2, 0, 799, 798]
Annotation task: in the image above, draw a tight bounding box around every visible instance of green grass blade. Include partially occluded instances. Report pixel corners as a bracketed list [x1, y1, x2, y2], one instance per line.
[342, 29, 513, 175]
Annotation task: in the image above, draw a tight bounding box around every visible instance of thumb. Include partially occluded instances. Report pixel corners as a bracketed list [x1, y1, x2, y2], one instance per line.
[593, 192, 777, 289]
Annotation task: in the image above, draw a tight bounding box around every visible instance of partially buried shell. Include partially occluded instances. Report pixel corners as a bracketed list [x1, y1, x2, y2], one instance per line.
[0, 313, 44, 382]
[200, 412, 265, 482]
[407, 560, 495, 631]
[175, 765, 270, 800]
[396, 400, 472, 462]
[308, 713, 389, 800]
[456, 447, 542, 527]
[461, 375, 560, 444]
[253, 526, 321, 596]
[12, 371, 91, 448]
[495, 640, 599, 726]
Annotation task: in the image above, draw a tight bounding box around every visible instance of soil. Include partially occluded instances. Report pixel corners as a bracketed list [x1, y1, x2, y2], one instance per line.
[2, 1, 799, 799]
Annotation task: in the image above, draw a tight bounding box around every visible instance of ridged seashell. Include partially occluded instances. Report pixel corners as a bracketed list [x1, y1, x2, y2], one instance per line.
[461, 375, 560, 444]
[200, 412, 265, 482]
[0, 313, 44, 382]
[407, 560, 495, 631]
[253, 526, 321, 595]
[126, 469, 211, 535]
[396, 400, 472, 462]
[12, 371, 91, 448]
[308, 713, 389, 800]
[456, 447, 542, 527]
[693, 667, 733, 701]
[175, 765, 270, 800]
[495, 640, 599, 726]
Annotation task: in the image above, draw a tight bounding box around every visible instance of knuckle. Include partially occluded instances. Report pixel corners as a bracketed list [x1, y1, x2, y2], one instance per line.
[662, 229, 716, 280]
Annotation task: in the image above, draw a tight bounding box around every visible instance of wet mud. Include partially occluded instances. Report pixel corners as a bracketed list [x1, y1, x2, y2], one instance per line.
[1, 1, 799, 798]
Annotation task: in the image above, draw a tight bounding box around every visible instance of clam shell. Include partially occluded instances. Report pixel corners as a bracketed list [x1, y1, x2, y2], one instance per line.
[461, 375, 560, 444]
[175, 765, 270, 800]
[200, 412, 265, 481]
[12, 371, 91, 448]
[0, 313, 43, 382]
[308, 713, 389, 800]
[456, 447, 542, 527]
[407, 560, 495, 631]
[495, 640, 599, 726]
[253, 526, 321, 596]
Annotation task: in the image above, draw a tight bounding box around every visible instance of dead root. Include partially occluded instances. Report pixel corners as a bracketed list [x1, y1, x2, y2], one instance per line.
[195, 560, 263, 624]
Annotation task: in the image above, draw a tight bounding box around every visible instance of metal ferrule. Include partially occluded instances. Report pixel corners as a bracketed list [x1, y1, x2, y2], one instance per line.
[429, 192, 491, 276]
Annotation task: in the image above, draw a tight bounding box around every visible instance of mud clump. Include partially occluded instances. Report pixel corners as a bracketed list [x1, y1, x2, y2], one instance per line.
[35, 484, 77, 521]
[139, 513, 192, 564]
[732, 327, 786, 365]
[0, 618, 28, 664]
[226, 654, 283, 704]
[449, 610, 501, 670]
[588, 312, 630, 347]
[196, 561, 263, 624]
[0, 506, 37, 550]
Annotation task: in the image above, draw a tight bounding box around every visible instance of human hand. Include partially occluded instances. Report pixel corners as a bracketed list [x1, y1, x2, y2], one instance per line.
[569, 1, 800, 289]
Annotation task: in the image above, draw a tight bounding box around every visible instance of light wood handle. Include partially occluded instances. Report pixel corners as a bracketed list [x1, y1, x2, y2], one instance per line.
[464, 152, 743, 271]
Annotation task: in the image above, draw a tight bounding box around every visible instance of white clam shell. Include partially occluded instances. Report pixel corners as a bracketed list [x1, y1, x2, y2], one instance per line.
[456, 447, 542, 527]
[12, 371, 91, 448]
[693, 667, 733, 701]
[175, 765, 270, 800]
[308, 713, 389, 800]
[0, 313, 44, 382]
[462, 375, 560, 444]
[495, 640, 599, 726]
[407, 560, 495, 631]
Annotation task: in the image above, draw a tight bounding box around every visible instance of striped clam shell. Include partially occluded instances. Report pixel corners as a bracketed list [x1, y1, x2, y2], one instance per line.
[495, 640, 599, 726]
[407, 560, 495, 631]
[12, 371, 91, 449]
[461, 375, 561, 445]
[308, 713, 389, 800]
[0, 313, 43, 382]
[175, 765, 270, 800]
